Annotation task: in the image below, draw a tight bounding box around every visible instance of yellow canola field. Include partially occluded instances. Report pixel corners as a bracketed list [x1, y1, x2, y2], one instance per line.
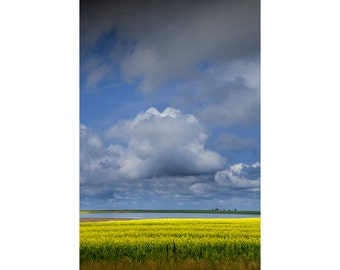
[80, 218, 260, 263]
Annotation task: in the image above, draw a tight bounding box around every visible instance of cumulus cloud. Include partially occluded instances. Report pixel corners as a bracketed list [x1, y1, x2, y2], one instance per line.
[80, 112, 260, 209]
[106, 107, 225, 178]
[214, 162, 260, 190]
[80, 124, 103, 148]
[80, 107, 226, 201]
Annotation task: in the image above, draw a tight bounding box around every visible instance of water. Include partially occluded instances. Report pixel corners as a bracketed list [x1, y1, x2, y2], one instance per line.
[80, 212, 260, 219]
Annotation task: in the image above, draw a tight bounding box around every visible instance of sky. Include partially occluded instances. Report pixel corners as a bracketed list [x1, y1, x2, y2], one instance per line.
[4, 1, 340, 268]
[80, 0, 260, 210]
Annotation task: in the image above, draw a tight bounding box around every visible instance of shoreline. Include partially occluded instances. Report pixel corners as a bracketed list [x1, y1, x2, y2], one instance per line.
[80, 218, 133, 222]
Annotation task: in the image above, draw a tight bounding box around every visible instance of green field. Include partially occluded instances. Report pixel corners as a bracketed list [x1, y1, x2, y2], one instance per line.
[80, 209, 260, 215]
[80, 218, 260, 270]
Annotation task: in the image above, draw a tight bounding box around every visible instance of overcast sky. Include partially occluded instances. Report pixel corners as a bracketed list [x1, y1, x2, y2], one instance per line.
[80, 0, 260, 210]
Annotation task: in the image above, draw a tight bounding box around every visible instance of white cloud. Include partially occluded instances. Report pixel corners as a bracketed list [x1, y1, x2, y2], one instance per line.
[80, 121, 260, 208]
[215, 162, 260, 189]
[106, 107, 225, 178]
[80, 124, 103, 148]
[80, 111, 261, 206]
[87, 135, 102, 147]
[80, 108, 226, 200]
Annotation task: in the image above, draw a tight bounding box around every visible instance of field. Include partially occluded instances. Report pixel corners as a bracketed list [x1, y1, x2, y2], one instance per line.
[80, 209, 260, 215]
[80, 218, 260, 270]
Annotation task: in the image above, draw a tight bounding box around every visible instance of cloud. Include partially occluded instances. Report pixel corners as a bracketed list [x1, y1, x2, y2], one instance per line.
[106, 107, 225, 178]
[85, 63, 113, 90]
[170, 60, 260, 127]
[81, 0, 260, 93]
[198, 89, 260, 127]
[80, 124, 102, 148]
[215, 133, 255, 151]
[214, 162, 260, 190]
[80, 0, 260, 209]
[80, 113, 260, 209]
[80, 107, 226, 200]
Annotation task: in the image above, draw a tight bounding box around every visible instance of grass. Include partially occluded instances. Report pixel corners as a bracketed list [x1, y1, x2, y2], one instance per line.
[80, 209, 260, 215]
[80, 259, 260, 270]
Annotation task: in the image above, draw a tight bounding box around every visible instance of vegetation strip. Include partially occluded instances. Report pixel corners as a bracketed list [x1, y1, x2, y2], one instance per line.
[80, 259, 260, 270]
[80, 218, 133, 222]
[80, 209, 260, 215]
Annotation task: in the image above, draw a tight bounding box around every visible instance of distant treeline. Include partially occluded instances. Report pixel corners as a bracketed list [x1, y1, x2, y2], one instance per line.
[80, 209, 260, 215]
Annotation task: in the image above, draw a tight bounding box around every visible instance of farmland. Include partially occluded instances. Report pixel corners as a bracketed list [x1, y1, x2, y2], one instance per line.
[80, 218, 260, 269]
[80, 209, 260, 215]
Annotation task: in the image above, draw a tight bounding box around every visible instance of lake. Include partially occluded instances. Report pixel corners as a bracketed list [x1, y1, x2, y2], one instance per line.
[80, 212, 260, 219]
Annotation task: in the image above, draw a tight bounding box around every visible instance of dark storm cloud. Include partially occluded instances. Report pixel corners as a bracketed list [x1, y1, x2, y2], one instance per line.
[80, 0, 260, 93]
